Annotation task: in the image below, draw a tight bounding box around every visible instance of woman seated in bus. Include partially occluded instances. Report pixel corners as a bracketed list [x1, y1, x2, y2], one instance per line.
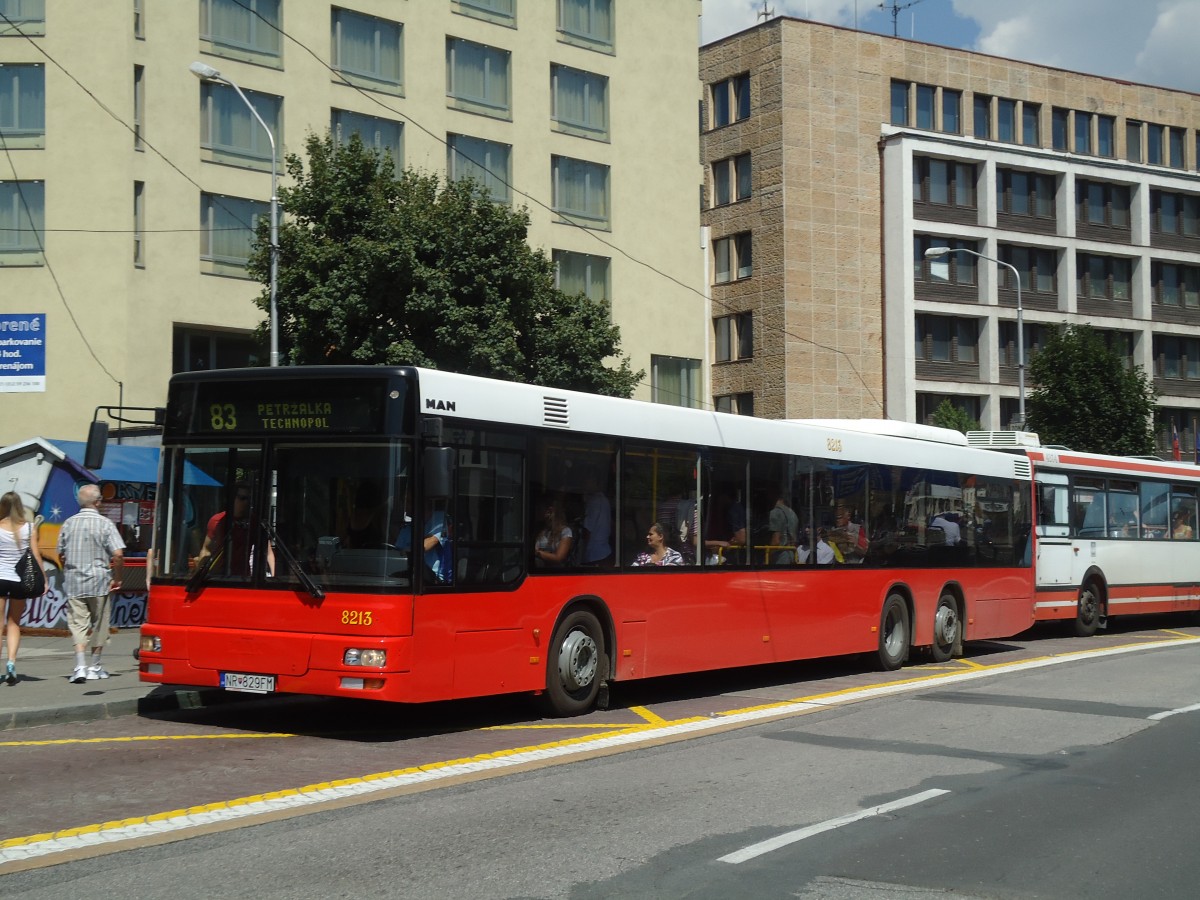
[534, 496, 574, 567]
[631, 523, 683, 567]
[827, 504, 869, 562]
[797, 527, 838, 564]
[1172, 508, 1194, 540]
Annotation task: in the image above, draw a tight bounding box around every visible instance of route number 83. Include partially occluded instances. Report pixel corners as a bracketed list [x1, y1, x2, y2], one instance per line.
[209, 403, 238, 431]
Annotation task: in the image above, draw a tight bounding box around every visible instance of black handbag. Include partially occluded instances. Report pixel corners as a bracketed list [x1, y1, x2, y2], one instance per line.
[13, 546, 45, 599]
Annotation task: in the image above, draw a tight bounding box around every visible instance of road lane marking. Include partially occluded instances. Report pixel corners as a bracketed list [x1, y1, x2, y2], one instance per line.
[717, 788, 952, 864]
[0, 733, 294, 748]
[1148, 702, 1200, 720]
[1, 634, 1196, 869]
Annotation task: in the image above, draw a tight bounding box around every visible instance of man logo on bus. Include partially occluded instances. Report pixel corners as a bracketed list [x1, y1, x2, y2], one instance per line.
[425, 399, 456, 412]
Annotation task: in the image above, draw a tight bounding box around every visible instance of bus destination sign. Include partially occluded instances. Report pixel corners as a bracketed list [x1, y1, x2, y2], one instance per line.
[179, 380, 390, 436]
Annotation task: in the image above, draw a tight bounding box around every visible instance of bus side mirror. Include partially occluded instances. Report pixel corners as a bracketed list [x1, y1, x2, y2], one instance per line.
[83, 421, 109, 470]
[423, 447, 455, 499]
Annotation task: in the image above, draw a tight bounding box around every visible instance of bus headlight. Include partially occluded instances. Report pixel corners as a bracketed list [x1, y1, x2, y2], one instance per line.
[343, 648, 386, 667]
[140, 635, 162, 653]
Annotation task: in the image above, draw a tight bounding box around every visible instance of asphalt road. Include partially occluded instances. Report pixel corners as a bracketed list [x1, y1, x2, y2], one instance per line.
[1, 624, 1197, 898]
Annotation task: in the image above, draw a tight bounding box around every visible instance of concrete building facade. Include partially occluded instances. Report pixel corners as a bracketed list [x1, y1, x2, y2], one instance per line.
[0, 0, 706, 445]
[701, 17, 1200, 453]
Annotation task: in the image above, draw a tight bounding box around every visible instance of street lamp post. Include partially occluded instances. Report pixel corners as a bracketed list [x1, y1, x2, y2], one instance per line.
[189, 61, 280, 367]
[924, 246, 1024, 429]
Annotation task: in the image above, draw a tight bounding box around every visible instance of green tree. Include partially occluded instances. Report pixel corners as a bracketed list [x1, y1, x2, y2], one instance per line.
[1025, 323, 1156, 454]
[248, 133, 641, 396]
[931, 399, 980, 434]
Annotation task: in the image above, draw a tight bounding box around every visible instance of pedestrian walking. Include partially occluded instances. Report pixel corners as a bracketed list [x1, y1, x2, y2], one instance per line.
[0, 491, 46, 685]
[57, 484, 125, 684]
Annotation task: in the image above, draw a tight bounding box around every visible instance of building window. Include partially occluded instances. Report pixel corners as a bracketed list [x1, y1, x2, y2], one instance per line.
[715, 393, 754, 416]
[454, 0, 515, 25]
[199, 82, 282, 171]
[711, 153, 750, 207]
[942, 89, 961, 134]
[1127, 120, 1143, 163]
[134, 0, 144, 38]
[1021, 102, 1040, 147]
[200, 192, 266, 276]
[917, 393, 979, 427]
[1052, 107, 1068, 151]
[448, 134, 512, 204]
[913, 235, 976, 286]
[890, 80, 909, 126]
[711, 72, 750, 128]
[446, 37, 510, 118]
[332, 7, 403, 92]
[553, 249, 609, 303]
[173, 326, 261, 373]
[1096, 329, 1136, 370]
[1077, 253, 1132, 300]
[998, 322, 1053, 367]
[133, 181, 145, 267]
[997, 169, 1055, 219]
[551, 155, 609, 228]
[1155, 335, 1200, 381]
[133, 64, 144, 150]
[1073, 111, 1092, 154]
[915, 314, 978, 363]
[713, 232, 752, 283]
[652, 355, 700, 408]
[1152, 190, 1200, 238]
[200, 0, 281, 64]
[972, 93, 991, 139]
[1169, 126, 1186, 169]
[915, 84, 935, 129]
[551, 64, 608, 139]
[1076, 180, 1130, 228]
[1152, 262, 1200, 309]
[0, 0, 45, 36]
[1097, 115, 1115, 157]
[0, 180, 44, 265]
[332, 109, 403, 175]
[714, 312, 752, 363]
[557, 0, 613, 52]
[0, 63, 44, 149]
[999, 245, 1057, 294]
[913, 157, 976, 207]
[997, 97, 1016, 142]
[1148, 123, 1165, 166]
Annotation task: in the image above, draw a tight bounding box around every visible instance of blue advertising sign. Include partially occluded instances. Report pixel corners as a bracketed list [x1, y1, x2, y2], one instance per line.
[0, 314, 46, 392]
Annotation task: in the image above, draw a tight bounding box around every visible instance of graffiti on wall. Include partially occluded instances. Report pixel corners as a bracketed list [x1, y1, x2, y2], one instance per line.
[19, 563, 147, 631]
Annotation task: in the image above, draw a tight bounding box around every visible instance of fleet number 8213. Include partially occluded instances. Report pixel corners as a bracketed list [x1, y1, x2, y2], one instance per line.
[341, 610, 373, 626]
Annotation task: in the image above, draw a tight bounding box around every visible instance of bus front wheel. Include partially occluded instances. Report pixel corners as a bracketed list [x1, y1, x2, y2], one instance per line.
[877, 593, 911, 671]
[1073, 583, 1101, 637]
[544, 610, 607, 717]
[930, 593, 960, 663]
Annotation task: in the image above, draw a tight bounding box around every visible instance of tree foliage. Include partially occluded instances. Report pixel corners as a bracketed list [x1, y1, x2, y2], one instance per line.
[1026, 324, 1156, 455]
[931, 399, 980, 434]
[248, 133, 641, 396]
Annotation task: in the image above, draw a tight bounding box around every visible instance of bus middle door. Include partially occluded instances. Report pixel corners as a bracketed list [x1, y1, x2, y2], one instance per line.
[1034, 472, 1073, 587]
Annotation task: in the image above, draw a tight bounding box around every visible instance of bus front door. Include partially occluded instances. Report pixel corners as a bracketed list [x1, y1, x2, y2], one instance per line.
[1034, 473, 1074, 587]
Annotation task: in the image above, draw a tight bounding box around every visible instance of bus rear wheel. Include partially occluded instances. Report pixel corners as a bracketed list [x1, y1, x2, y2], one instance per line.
[1073, 583, 1101, 637]
[544, 609, 606, 717]
[930, 593, 960, 663]
[877, 593, 910, 671]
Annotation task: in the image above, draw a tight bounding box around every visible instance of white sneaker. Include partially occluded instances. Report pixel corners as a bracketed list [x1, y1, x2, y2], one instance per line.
[70, 666, 87, 684]
[86, 665, 110, 680]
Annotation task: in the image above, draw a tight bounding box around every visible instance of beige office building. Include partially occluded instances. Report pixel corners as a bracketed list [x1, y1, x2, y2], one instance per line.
[0, 0, 706, 445]
[702, 17, 1200, 452]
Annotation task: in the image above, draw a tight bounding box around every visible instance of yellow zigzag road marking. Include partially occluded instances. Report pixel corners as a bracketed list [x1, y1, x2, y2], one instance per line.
[0, 733, 294, 749]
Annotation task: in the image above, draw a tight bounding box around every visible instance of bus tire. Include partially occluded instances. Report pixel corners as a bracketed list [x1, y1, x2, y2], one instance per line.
[544, 609, 606, 717]
[930, 593, 959, 663]
[877, 593, 910, 671]
[1073, 582, 1102, 637]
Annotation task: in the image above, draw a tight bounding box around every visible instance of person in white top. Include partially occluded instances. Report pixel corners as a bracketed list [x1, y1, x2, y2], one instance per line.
[0, 491, 45, 685]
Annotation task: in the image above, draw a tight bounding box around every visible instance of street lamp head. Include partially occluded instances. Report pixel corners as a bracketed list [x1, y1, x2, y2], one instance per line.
[189, 61, 222, 81]
[924, 247, 952, 259]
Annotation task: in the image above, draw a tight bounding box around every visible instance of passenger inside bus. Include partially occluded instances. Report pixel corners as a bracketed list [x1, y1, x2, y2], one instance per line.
[1172, 507, 1194, 540]
[345, 480, 387, 548]
[703, 486, 746, 564]
[826, 504, 869, 562]
[394, 498, 452, 583]
[534, 495, 574, 567]
[630, 523, 683, 567]
[797, 527, 837, 564]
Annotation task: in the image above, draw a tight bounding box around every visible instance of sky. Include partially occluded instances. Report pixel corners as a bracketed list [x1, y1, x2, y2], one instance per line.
[700, 0, 1200, 95]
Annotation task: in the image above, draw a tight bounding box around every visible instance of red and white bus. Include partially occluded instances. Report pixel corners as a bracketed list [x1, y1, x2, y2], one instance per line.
[140, 367, 1036, 715]
[969, 432, 1200, 636]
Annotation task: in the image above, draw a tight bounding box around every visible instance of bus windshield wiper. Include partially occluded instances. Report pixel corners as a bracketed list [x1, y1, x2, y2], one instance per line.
[263, 521, 325, 599]
[185, 553, 216, 594]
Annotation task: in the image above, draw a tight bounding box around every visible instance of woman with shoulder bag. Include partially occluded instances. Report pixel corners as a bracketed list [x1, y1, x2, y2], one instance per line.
[0, 491, 45, 685]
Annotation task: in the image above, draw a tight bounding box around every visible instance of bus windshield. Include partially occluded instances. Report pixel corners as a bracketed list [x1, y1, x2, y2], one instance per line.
[157, 441, 415, 591]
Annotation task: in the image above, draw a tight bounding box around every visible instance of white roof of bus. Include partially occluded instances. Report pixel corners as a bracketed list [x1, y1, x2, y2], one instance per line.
[1027, 446, 1200, 482]
[413, 368, 1029, 481]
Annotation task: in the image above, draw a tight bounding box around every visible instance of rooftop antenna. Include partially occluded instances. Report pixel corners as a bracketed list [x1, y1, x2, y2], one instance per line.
[879, 0, 925, 37]
[757, 0, 775, 24]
